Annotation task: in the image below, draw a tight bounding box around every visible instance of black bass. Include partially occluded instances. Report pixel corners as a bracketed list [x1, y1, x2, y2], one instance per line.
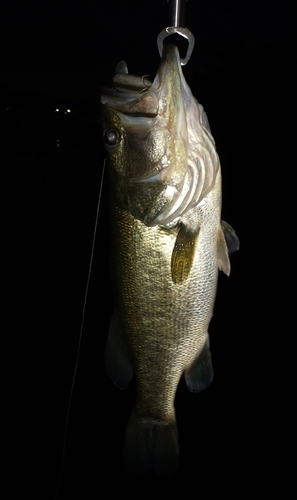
[100, 44, 239, 476]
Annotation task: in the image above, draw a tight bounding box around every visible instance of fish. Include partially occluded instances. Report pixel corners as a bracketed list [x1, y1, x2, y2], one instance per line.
[100, 43, 239, 476]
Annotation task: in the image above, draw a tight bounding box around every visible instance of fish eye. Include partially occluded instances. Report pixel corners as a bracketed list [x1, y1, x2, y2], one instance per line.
[104, 128, 120, 147]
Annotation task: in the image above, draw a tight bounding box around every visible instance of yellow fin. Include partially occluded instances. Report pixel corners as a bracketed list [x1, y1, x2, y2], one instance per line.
[171, 224, 199, 284]
[217, 225, 231, 276]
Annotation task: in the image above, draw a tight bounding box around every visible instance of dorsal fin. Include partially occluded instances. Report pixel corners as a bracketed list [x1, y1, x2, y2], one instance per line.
[217, 225, 231, 276]
[221, 220, 240, 254]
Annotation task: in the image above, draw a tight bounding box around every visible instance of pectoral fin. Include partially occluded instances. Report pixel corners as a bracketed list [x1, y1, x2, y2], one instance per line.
[171, 224, 200, 284]
[104, 311, 133, 389]
[185, 338, 213, 392]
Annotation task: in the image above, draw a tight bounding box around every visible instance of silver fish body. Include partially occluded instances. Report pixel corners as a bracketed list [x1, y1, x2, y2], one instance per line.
[100, 44, 239, 476]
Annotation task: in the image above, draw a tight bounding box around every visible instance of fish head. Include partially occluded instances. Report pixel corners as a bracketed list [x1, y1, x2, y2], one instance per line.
[101, 44, 219, 226]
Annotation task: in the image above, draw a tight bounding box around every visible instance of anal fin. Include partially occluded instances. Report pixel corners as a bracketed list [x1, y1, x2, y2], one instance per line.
[104, 310, 133, 389]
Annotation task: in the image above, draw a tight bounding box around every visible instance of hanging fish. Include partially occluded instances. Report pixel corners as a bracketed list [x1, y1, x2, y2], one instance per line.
[100, 43, 239, 476]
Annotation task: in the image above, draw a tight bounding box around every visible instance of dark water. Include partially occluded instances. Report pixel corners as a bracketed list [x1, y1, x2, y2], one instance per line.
[2, 43, 295, 497]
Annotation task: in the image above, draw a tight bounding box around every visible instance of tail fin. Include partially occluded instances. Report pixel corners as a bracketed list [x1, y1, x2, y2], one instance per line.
[123, 409, 179, 477]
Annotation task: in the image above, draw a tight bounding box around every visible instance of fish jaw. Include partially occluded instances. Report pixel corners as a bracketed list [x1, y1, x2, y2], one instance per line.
[101, 44, 220, 227]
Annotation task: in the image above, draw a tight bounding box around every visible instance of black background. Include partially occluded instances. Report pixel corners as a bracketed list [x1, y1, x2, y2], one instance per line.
[2, 1, 296, 497]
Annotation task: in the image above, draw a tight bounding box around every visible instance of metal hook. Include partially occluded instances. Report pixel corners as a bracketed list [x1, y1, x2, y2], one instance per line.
[157, 0, 195, 65]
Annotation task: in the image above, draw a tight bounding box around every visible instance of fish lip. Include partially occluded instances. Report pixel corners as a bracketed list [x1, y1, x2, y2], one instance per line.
[150, 44, 183, 92]
[100, 45, 182, 120]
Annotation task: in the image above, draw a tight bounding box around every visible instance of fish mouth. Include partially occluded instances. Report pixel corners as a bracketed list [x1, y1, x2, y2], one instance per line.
[100, 45, 183, 123]
[100, 88, 159, 118]
[101, 44, 220, 227]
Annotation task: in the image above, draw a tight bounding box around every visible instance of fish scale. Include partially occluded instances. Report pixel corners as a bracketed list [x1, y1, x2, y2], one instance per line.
[109, 173, 219, 433]
[101, 44, 239, 475]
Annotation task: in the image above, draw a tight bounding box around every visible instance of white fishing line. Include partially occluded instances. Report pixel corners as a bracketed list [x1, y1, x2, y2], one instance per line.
[54, 159, 106, 499]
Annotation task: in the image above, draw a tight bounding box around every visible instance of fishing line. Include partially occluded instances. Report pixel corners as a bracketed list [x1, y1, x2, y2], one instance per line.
[54, 158, 106, 499]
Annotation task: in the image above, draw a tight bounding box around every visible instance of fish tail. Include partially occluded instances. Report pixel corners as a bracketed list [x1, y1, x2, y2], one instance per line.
[123, 409, 179, 476]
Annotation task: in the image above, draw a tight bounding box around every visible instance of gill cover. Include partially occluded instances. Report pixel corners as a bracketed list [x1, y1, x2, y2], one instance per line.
[101, 44, 220, 227]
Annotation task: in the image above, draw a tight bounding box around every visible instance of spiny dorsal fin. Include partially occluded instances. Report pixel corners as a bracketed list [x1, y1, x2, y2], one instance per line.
[217, 225, 231, 276]
[221, 220, 240, 254]
[171, 224, 200, 284]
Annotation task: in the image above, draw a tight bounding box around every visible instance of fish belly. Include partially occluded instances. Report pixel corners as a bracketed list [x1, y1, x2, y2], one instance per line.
[106, 176, 221, 474]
